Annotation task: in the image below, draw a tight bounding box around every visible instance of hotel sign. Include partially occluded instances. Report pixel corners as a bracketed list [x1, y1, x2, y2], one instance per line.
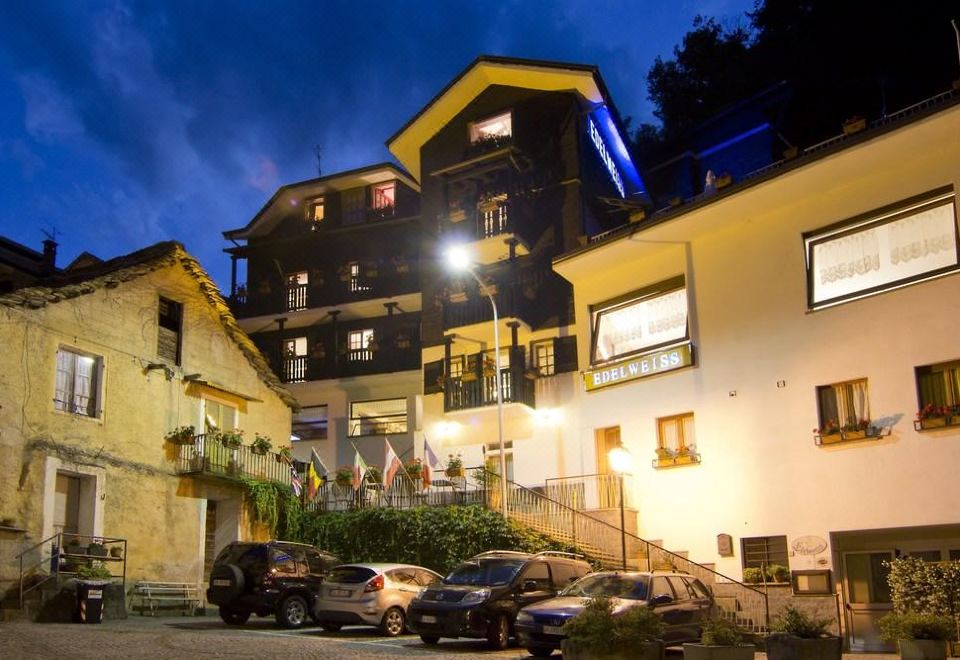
[583, 344, 693, 392]
[588, 116, 625, 198]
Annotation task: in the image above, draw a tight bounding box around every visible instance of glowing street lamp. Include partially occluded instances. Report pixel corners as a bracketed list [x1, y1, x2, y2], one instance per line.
[444, 245, 508, 519]
[608, 445, 633, 571]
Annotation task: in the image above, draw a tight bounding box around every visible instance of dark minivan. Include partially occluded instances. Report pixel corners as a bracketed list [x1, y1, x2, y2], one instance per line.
[407, 550, 591, 650]
[206, 540, 338, 628]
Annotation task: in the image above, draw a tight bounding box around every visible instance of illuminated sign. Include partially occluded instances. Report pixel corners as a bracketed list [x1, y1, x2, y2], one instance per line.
[588, 116, 625, 198]
[583, 344, 693, 392]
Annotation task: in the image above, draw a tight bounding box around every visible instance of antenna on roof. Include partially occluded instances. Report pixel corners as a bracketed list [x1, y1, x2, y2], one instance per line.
[313, 144, 323, 177]
[41, 226, 58, 243]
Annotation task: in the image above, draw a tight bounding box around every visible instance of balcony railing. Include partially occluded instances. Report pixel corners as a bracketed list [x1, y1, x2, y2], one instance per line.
[286, 284, 309, 311]
[479, 200, 509, 238]
[303, 471, 485, 513]
[544, 473, 635, 510]
[444, 365, 535, 411]
[283, 356, 308, 383]
[175, 434, 295, 485]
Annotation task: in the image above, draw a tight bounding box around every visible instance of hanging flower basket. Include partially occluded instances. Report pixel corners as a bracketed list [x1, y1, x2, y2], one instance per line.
[219, 430, 244, 449]
[250, 433, 272, 455]
[164, 425, 196, 446]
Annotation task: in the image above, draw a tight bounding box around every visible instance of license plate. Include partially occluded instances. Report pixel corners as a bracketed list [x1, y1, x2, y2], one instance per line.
[420, 615, 437, 624]
[543, 625, 564, 635]
[329, 588, 351, 597]
[213, 579, 231, 587]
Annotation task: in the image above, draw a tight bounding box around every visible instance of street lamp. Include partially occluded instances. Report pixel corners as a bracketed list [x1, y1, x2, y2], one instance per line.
[607, 445, 632, 571]
[445, 245, 508, 519]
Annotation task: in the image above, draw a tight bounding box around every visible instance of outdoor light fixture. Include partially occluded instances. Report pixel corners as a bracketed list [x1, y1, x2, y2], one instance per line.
[444, 245, 508, 519]
[608, 445, 633, 570]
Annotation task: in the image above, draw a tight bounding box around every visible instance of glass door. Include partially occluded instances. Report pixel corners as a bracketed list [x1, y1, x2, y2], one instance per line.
[843, 551, 894, 652]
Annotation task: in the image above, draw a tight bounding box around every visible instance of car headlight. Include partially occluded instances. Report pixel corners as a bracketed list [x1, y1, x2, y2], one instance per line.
[461, 588, 491, 605]
[516, 610, 534, 624]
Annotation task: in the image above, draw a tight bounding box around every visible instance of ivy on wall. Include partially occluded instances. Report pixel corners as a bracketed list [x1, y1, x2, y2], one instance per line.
[239, 478, 304, 540]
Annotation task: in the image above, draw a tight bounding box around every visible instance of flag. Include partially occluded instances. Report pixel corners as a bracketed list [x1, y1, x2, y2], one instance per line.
[383, 440, 402, 491]
[352, 449, 369, 491]
[423, 438, 440, 489]
[306, 448, 329, 500]
[290, 464, 303, 497]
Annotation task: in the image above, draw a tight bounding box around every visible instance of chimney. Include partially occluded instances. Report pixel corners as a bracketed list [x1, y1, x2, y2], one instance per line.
[41, 239, 58, 274]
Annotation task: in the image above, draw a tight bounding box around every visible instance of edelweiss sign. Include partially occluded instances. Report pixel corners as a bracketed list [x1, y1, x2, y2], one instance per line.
[583, 344, 693, 392]
[588, 117, 625, 198]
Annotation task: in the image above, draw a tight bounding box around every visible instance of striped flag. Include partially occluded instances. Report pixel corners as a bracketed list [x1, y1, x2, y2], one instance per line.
[423, 438, 440, 489]
[290, 464, 303, 497]
[306, 448, 329, 500]
[383, 440, 402, 491]
[352, 449, 368, 491]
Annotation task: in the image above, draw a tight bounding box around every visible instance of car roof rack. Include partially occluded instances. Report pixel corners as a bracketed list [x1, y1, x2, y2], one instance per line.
[468, 550, 532, 560]
[532, 551, 586, 560]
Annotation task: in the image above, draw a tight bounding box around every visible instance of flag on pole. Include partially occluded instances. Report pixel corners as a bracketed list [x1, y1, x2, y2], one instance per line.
[423, 438, 440, 489]
[352, 449, 369, 491]
[290, 464, 303, 497]
[306, 448, 329, 500]
[383, 440, 402, 491]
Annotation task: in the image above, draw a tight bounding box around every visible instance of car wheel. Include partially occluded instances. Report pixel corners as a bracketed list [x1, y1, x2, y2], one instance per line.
[276, 594, 308, 629]
[528, 647, 554, 657]
[486, 613, 510, 650]
[380, 607, 405, 637]
[320, 622, 343, 632]
[419, 634, 440, 645]
[219, 607, 250, 625]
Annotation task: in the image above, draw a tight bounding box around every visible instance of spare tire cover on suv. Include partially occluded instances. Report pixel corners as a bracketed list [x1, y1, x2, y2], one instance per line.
[208, 563, 245, 604]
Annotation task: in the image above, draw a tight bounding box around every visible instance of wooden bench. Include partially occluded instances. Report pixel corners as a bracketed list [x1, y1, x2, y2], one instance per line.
[133, 581, 201, 616]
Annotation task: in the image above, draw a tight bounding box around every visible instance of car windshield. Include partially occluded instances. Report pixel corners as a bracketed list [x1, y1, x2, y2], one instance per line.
[444, 559, 525, 586]
[327, 566, 377, 584]
[561, 574, 649, 600]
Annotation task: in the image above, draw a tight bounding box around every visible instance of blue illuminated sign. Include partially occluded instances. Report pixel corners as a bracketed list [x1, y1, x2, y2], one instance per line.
[588, 116, 625, 198]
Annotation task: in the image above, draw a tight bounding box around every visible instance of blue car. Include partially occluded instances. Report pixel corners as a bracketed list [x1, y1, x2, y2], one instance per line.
[514, 570, 715, 657]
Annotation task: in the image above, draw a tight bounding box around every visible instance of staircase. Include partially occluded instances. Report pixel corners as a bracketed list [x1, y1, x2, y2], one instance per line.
[469, 468, 769, 633]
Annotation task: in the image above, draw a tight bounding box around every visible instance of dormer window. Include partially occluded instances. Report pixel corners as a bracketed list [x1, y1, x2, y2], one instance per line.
[307, 197, 325, 227]
[469, 111, 512, 143]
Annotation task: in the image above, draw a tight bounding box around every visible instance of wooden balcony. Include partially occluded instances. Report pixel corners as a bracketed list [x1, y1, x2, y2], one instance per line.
[443, 356, 535, 412]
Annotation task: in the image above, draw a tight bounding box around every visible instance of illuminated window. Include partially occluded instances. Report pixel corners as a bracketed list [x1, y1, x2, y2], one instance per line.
[915, 360, 960, 424]
[533, 340, 555, 376]
[349, 398, 407, 436]
[804, 188, 958, 310]
[282, 337, 308, 383]
[293, 405, 328, 441]
[307, 197, 325, 227]
[469, 111, 512, 143]
[54, 348, 102, 418]
[348, 329, 375, 361]
[286, 271, 309, 311]
[816, 378, 871, 435]
[484, 440, 514, 481]
[657, 412, 696, 457]
[348, 262, 370, 293]
[591, 276, 688, 364]
[448, 356, 464, 379]
[371, 182, 395, 211]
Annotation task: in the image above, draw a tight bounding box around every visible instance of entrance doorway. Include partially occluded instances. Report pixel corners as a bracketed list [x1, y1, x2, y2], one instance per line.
[593, 426, 621, 509]
[53, 472, 96, 539]
[843, 551, 893, 652]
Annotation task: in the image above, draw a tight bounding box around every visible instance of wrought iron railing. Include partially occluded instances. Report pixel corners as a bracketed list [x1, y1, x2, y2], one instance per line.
[544, 473, 634, 510]
[286, 284, 308, 311]
[174, 434, 295, 485]
[303, 472, 485, 513]
[283, 356, 308, 382]
[443, 365, 535, 411]
[16, 532, 127, 608]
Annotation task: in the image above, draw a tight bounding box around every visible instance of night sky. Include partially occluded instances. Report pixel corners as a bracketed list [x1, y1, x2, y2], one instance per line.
[0, 1, 753, 288]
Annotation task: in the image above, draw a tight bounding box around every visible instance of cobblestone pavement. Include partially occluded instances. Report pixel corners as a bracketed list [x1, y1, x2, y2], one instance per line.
[0, 616, 902, 660]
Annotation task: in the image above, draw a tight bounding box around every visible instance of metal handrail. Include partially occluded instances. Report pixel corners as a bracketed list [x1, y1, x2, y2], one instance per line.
[17, 532, 127, 608]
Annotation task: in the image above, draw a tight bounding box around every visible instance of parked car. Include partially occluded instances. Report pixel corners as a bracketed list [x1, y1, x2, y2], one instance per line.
[313, 563, 442, 636]
[515, 569, 716, 657]
[206, 540, 339, 628]
[407, 550, 592, 650]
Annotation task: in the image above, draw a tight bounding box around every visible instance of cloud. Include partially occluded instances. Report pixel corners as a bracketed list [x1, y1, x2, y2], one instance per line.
[0, 139, 45, 179]
[246, 155, 279, 192]
[16, 73, 85, 142]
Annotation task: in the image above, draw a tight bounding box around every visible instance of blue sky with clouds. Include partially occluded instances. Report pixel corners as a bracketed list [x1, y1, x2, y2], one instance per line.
[0, 0, 754, 287]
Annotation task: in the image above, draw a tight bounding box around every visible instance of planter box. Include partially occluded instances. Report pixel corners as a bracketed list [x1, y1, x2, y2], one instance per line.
[684, 643, 756, 660]
[765, 635, 842, 660]
[562, 638, 663, 660]
[898, 639, 947, 660]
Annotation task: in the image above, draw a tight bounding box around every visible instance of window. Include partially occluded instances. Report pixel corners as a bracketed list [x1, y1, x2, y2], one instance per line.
[533, 340, 555, 376]
[804, 187, 958, 309]
[371, 182, 395, 211]
[347, 329, 375, 361]
[484, 440, 514, 482]
[348, 262, 370, 293]
[157, 297, 182, 365]
[286, 271, 309, 311]
[915, 360, 960, 424]
[448, 355, 464, 379]
[54, 348, 102, 418]
[204, 399, 237, 434]
[469, 111, 512, 143]
[282, 337, 308, 383]
[816, 378, 871, 434]
[741, 535, 789, 571]
[657, 412, 697, 463]
[520, 562, 551, 591]
[307, 196, 325, 227]
[348, 398, 407, 436]
[591, 276, 688, 364]
[650, 576, 674, 600]
[292, 405, 328, 441]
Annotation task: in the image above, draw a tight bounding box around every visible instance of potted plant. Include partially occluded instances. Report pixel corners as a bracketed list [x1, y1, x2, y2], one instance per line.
[404, 459, 423, 481]
[814, 419, 841, 444]
[562, 596, 665, 660]
[164, 425, 196, 445]
[879, 611, 953, 660]
[841, 417, 872, 440]
[87, 541, 107, 557]
[250, 433, 272, 455]
[276, 446, 293, 464]
[684, 616, 755, 660]
[76, 561, 113, 581]
[335, 466, 353, 488]
[445, 454, 464, 478]
[109, 546, 123, 559]
[915, 404, 951, 430]
[366, 466, 382, 484]
[742, 567, 764, 584]
[766, 606, 841, 660]
[218, 430, 244, 449]
[766, 564, 791, 583]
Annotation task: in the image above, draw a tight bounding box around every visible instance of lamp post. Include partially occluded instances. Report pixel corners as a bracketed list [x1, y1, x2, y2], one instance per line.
[607, 446, 632, 571]
[445, 246, 508, 519]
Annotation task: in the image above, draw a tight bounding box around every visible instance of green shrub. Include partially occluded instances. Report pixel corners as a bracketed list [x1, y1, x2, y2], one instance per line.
[616, 605, 666, 646]
[878, 611, 954, 642]
[766, 564, 790, 583]
[76, 561, 112, 580]
[701, 617, 747, 646]
[564, 597, 664, 653]
[742, 567, 764, 584]
[772, 606, 832, 638]
[886, 557, 960, 640]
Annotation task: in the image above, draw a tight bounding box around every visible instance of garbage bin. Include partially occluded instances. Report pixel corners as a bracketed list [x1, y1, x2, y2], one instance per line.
[74, 580, 109, 623]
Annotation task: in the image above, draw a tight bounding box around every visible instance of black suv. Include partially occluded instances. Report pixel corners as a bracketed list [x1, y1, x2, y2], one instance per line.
[407, 550, 592, 649]
[206, 540, 338, 628]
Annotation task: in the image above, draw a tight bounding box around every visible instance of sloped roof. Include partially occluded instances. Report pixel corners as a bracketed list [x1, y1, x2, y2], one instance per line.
[0, 241, 298, 410]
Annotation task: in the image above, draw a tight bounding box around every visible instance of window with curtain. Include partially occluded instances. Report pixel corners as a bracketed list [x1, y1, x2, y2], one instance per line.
[54, 348, 101, 418]
[657, 412, 696, 459]
[915, 360, 960, 412]
[816, 378, 871, 432]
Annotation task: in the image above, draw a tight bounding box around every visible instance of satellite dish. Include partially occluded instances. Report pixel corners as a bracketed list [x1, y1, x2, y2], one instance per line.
[792, 536, 828, 556]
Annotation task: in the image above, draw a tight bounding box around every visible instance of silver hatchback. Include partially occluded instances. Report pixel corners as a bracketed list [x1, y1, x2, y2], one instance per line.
[314, 563, 442, 636]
